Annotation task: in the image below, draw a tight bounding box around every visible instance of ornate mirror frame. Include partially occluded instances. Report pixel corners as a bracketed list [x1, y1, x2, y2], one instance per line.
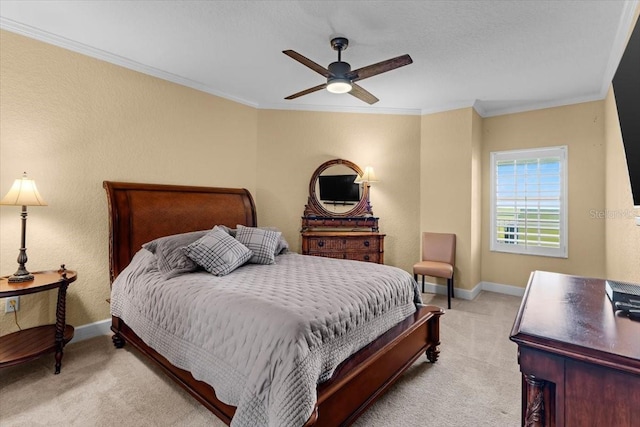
[303, 158, 374, 218]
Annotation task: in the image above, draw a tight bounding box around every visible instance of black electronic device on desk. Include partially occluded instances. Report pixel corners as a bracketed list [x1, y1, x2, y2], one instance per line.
[606, 279, 640, 320]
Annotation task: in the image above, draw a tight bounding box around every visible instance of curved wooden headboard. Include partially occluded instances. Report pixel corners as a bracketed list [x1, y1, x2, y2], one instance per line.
[103, 181, 256, 283]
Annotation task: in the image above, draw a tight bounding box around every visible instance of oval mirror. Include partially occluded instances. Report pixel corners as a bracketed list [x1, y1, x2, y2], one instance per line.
[303, 159, 373, 218]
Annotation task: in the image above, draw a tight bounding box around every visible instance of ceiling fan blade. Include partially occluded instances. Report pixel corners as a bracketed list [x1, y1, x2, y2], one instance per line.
[349, 83, 379, 105]
[285, 83, 327, 100]
[283, 50, 332, 78]
[348, 54, 413, 82]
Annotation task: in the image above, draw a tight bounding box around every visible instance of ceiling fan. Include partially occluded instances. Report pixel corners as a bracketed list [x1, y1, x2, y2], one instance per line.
[283, 37, 413, 105]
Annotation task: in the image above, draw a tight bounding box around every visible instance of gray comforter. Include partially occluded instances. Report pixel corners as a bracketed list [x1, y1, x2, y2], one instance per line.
[111, 250, 422, 427]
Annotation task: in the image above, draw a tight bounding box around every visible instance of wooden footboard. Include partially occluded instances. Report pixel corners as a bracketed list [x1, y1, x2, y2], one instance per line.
[310, 305, 443, 426]
[112, 305, 443, 426]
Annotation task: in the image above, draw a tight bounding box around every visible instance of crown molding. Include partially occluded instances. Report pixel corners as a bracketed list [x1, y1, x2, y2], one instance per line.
[259, 102, 421, 116]
[3, 1, 637, 121]
[420, 100, 476, 116]
[0, 17, 259, 109]
[599, 0, 639, 99]
[478, 93, 605, 118]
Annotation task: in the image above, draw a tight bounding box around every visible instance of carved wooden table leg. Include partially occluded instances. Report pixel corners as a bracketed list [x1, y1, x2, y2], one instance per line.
[54, 280, 69, 374]
[524, 374, 546, 427]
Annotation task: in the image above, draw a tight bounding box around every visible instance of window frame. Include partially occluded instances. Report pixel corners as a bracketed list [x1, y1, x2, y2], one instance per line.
[490, 146, 568, 258]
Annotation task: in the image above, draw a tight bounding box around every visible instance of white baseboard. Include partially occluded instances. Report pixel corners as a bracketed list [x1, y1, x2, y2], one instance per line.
[419, 280, 524, 300]
[71, 318, 111, 343]
[419, 281, 479, 300]
[480, 281, 526, 297]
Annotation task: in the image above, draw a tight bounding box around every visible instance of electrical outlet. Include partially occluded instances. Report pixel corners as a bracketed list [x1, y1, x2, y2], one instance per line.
[5, 296, 19, 313]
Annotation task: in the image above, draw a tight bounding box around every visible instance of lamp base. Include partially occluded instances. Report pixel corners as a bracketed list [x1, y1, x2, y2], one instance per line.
[7, 273, 34, 283]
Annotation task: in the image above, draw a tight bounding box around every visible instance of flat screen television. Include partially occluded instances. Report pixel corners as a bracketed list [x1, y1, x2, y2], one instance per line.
[613, 17, 640, 207]
[318, 174, 360, 203]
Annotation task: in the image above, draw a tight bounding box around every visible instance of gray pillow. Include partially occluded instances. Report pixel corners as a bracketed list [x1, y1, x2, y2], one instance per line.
[217, 224, 237, 238]
[235, 225, 281, 265]
[221, 225, 289, 256]
[142, 230, 208, 278]
[183, 226, 253, 276]
[260, 226, 290, 255]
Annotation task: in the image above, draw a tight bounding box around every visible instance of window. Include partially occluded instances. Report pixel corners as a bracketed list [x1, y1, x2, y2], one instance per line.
[490, 146, 567, 258]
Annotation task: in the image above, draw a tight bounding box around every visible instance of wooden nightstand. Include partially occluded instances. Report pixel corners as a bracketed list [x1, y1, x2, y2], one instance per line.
[0, 267, 77, 374]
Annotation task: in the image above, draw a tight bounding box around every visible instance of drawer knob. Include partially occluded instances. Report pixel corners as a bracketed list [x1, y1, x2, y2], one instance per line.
[318, 241, 324, 247]
[364, 240, 370, 247]
[364, 255, 370, 261]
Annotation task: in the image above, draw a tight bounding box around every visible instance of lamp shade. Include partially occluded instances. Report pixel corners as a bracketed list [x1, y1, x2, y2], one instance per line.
[355, 166, 378, 184]
[0, 173, 47, 206]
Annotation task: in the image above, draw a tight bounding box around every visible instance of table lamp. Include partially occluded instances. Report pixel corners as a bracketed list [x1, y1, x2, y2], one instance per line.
[1, 172, 47, 282]
[355, 166, 378, 214]
[354, 166, 378, 185]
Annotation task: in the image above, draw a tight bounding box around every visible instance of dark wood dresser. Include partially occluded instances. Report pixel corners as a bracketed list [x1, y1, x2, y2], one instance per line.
[510, 271, 640, 427]
[301, 159, 384, 265]
[301, 231, 385, 264]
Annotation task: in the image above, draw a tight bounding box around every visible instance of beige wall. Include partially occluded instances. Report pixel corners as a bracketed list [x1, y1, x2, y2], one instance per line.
[2, 26, 638, 335]
[481, 102, 607, 287]
[256, 110, 421, 271]
[0, 30, 421, 334]
[470, 109, 483, 287]
[420, 107, 481, 291]
[604, 87, 640, 282]
[0, 31, 258, 333]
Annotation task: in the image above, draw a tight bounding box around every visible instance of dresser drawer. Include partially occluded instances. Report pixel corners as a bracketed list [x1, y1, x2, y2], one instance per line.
[301, 232, 385, 264]
[306, 236, 380, 252]
[307, 251, 381, 263]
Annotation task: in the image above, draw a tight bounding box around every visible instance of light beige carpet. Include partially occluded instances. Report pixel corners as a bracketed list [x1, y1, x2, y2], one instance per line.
[0, 291, 522, 426]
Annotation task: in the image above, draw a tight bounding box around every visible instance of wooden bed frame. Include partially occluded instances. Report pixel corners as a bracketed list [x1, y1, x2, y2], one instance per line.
[104, 181, 444, 426]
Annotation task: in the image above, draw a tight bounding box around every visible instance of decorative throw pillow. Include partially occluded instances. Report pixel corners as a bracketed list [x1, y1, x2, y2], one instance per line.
[217, 224, 238, 238]
[219, 225, 288, 256]
[235, 225, 281, 265]
[142, 230, 208, 278]
[183, 226, 253, 276]
[260, 226, 290, 255]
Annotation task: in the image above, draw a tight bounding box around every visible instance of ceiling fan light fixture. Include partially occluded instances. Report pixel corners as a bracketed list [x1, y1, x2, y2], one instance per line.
[284, 36, 412, 104]
[326, 77, 352, 94]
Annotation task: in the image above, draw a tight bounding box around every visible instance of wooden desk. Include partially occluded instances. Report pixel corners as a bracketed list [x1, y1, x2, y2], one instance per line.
[510, 271, 640, 426]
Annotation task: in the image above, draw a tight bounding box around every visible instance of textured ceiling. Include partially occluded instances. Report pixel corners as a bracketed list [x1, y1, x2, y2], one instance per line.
[0, 1, 637, 116]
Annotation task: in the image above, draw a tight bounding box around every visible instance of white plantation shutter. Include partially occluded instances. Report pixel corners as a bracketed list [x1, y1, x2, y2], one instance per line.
[490, 146, 567, 258]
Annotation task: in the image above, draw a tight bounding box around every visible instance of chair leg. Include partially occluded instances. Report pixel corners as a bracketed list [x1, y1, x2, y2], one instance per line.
[414, 273, 424, 294]
[451, 272, 455, 299]
[447, 277, 452, 309]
